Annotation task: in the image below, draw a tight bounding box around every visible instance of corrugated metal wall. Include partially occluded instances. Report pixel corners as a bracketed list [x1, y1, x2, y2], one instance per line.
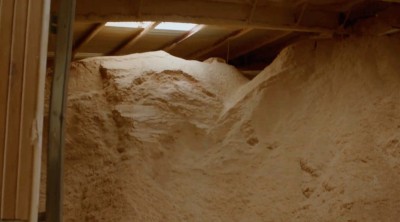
[0, 0, 50, 220]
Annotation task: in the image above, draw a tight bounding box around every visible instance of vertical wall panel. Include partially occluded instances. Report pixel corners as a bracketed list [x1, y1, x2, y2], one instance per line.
[18, 0, 48, 218]
[0, 0, 50, 220]
[0, 0, 14, 216]
[3, 0, 28, 218]
[16, 0, 34, 217]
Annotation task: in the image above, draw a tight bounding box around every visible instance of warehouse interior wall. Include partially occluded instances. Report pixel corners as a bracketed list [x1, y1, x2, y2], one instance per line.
[0, 0, 50, 221]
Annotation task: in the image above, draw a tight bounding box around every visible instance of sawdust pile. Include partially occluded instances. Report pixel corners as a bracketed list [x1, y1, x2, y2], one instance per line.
[46, 35, 400, 221]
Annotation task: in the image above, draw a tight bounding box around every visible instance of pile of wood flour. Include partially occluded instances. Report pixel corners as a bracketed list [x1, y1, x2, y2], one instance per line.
[42, 34, 400, 221]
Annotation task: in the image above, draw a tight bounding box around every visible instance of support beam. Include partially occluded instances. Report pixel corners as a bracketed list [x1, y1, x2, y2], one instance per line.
[72, 22, 105, 58]
[108, 22, 159, 55]
[228, 32, 292, 60]
[159, 25, 204, 52]
[189, 28, 252, 60]
[46, 0, 75, 221]
[63, 0, 340, 33]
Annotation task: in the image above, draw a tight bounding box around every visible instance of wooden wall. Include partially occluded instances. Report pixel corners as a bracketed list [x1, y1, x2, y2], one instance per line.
[0, 0, 50, 220]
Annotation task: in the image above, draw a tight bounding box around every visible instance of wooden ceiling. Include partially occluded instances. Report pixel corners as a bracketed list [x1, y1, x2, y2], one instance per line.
[48, 0, 400, 71]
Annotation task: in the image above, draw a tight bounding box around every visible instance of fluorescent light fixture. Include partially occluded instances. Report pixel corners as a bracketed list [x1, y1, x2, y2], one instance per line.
[105, 22, 152, 28]
[155, 22, 197, 31]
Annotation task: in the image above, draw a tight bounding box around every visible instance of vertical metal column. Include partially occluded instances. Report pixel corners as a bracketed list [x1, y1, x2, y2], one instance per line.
[46, 0, 75, 221]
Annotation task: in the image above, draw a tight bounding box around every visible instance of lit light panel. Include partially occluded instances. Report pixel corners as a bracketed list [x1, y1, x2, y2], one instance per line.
[105, 22, 152, 28]
[155, 22, 197, 31]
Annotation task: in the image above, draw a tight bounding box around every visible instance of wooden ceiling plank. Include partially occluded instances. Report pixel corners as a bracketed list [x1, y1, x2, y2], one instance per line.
[189, 28, 252, 60]
[160, 24, 205, 52]
[108, 22, 159, 55]
[229, 32, 293, 60]
[72, 22, 105, 58]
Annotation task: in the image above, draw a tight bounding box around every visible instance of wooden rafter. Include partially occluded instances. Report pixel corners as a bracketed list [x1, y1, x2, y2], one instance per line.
[228, 32, 293, 60]
[108, 22, 159, 55]
[68, 0, 341, 33]
[72, 22, 105, 58]
[189, 28, 252, 60]
[159, 24, 205, 52]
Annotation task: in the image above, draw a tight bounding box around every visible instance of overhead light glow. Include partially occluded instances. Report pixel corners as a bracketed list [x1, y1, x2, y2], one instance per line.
[105, 22, 152, 28]
[155, 22, 197, 31]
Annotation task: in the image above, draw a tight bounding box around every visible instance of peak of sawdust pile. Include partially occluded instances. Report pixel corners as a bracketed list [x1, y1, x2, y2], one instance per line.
[48, 35, 400, 221]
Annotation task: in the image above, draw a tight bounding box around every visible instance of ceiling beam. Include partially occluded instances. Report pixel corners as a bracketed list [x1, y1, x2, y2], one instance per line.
[228, 32, 293, 60]
[189, 28, 252, 60]
[72, 22, 105, 58]
[159, 25, 205, 52]
[108, 22, 159, 55]
[66, 0, 340, 33]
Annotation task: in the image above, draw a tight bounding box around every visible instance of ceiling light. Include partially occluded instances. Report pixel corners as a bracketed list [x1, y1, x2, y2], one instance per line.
[105, 22, 152, 28]
[155, 22, 197, 31]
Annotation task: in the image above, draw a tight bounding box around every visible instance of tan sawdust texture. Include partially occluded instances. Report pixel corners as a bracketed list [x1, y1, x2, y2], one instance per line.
[42, 35, 400, 221]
